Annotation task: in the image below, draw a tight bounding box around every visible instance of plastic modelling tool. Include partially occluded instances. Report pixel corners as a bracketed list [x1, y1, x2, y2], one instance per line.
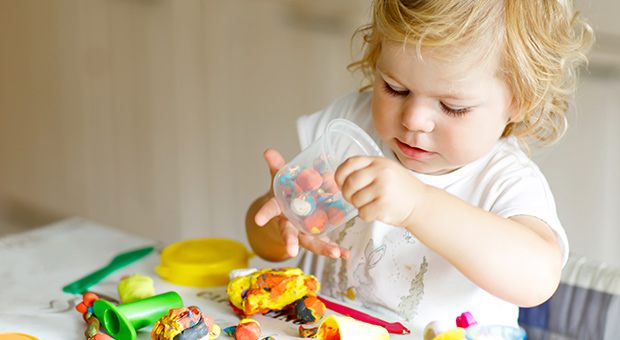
[316, 295, 410, 334]
[62, 246, 155, 294]
[94, 291, 183, 340]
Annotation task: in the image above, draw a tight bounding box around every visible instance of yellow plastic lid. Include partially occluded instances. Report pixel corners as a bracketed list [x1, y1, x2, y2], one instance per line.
[156, 238, 254, 287]
[0, 333, 39, 340]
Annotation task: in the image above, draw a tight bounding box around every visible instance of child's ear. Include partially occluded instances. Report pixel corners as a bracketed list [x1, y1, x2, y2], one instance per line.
[507, 101, 524, 123]
[509, 112, 524, 123]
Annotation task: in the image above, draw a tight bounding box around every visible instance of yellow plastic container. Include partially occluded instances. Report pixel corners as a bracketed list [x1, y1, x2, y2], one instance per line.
[0, 333, 40, 340]
[155, 238, 254, 287]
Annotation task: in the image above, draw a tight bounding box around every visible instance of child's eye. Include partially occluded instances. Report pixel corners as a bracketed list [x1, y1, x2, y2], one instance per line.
[383, 81, 409, 97]
[440, 102, 471, 117]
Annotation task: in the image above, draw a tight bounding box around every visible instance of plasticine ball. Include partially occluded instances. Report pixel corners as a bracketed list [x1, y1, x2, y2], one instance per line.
[278, 164, 302, 181]
[327, 200, 349, 225]
[313, 154, 332, 174]
[118, 273, 155, 304]
[320, 172, 338, 194]
[295, 168, 323, 192]
[236, 319, 261, 340]
[223, 325, 237, 337]
[303, 210, 328, 234]
[299, 325, 319, 338]
[314, 189, 334, 206]
[295, 295, 326, 324]
[290, 192, 316, 217]
[279, 179, 301, 199]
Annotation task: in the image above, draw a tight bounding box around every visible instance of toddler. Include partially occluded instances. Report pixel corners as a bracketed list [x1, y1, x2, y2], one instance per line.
[246, 0, 593, 331]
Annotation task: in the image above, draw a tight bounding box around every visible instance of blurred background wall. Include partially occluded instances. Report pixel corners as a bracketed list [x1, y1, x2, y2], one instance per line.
[0, 0, 369, 243]
[0, 0, 618, 268]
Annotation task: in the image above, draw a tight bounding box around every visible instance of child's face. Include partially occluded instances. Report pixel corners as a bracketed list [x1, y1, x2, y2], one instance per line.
[372, 41, 519, 175]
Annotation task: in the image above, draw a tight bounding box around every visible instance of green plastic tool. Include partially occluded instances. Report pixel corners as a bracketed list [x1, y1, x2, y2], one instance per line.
[62, 246, 155, 294]
[94, 291, 183, 340]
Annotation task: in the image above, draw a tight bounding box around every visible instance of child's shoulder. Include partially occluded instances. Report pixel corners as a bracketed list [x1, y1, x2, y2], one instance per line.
[481, 137, 547, 183]
[322, 91, 373, 120]
[489, 137, 537, 168]
[297, 91, 374, 146]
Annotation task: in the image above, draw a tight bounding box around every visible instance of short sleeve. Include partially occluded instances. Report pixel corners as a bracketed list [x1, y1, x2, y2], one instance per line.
[297, 92, 374, 150]
[482, 148, 570, 266]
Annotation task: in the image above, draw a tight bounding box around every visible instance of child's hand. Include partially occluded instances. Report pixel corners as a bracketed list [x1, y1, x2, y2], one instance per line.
[335, 156, 426, 228]
[253, 149, 351, 260]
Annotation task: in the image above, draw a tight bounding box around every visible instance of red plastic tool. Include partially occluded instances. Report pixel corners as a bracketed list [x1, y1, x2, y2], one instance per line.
[316, 295, 410, 334]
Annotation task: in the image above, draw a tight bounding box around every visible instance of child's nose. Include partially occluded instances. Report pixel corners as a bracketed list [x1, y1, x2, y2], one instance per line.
[401, 99, 435, 133]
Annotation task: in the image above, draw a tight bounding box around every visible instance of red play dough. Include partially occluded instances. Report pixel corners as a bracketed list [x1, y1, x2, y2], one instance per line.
[303, 210, 328, 234]
[296, 169, 323, 192]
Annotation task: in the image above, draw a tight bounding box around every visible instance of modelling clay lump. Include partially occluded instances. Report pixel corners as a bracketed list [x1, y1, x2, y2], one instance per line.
[423, 311, 478, 340]
[226, 267, 320, 317]
[85, 312, 114, 340]
[316, 315, 389, 340]
[295, 168, 323, 192]
[424, 312, 525, 340]
[319, 172, 338, 194]
[299, 325, 319, 338]
[75, 293, 114, 340]
[151, 306, 221, 340]
[118, 273, 155, 304]
[76, 292, 100, 315]
[303, 210, 329, 234]
[222, 319, 263, 340]
[430, 328, 466, 340]
[290, 193, 316, 217]
[222, 326, 235, 338]
[294, 295, 326, 324]
[275, 161, 351, 235]
[234, 319, 261, 340]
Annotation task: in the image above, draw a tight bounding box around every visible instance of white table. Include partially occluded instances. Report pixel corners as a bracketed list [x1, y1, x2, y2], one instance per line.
[0, 218, 418, 339]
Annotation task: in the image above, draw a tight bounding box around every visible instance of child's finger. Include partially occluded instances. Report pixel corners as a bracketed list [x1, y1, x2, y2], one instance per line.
[348, 183, 377, 211]
[335, 156, 376, 203]
[263, 149, 286, 178]
[299, 233, 345, 259]
[334, 156, 374, 188]
[279, 219, 300, 257]
[254, 197, 283, 226]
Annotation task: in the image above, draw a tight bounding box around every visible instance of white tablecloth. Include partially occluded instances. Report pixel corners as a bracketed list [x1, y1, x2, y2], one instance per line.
[0, 218, 417, 339]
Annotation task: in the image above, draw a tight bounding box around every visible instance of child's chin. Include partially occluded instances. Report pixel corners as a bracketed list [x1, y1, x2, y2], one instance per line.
[400, 159, 456, 176]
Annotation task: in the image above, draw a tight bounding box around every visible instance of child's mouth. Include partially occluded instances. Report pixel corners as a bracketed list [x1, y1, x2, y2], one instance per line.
[396, 140, 434, 159]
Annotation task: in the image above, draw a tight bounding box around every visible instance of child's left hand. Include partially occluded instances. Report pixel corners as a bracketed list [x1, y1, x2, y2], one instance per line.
[334, 156, 427, 228]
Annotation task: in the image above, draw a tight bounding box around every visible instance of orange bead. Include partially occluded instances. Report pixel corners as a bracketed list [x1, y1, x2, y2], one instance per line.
[236, 320, 261, 340]
[296, 169, 323, 192]
[303, 210, 328, 234]
[83, 292, 99, 306]
[76, 302, 88, 314]
[320, 172, 338, 194]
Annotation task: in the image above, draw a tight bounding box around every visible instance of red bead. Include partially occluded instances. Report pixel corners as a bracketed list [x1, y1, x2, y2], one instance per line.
[320, 172, 338, 194]
[303, 210, 328, 234]
[296, 169, 323, 192]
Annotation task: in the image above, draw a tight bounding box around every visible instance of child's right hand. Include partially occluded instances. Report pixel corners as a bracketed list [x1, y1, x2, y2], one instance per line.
[253, 149, 351, 260]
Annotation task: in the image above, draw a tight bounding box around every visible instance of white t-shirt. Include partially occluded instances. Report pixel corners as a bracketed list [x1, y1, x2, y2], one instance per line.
[296, 91, 568, 331]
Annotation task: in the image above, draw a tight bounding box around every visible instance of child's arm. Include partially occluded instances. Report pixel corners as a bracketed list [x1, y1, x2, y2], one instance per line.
[246, 193, 294, 262]
[246, 149, 351, 262]
[335, 155, 563, 307]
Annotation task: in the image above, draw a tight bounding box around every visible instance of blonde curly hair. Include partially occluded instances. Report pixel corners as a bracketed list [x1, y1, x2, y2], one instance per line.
[349, 0, 594, 148]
